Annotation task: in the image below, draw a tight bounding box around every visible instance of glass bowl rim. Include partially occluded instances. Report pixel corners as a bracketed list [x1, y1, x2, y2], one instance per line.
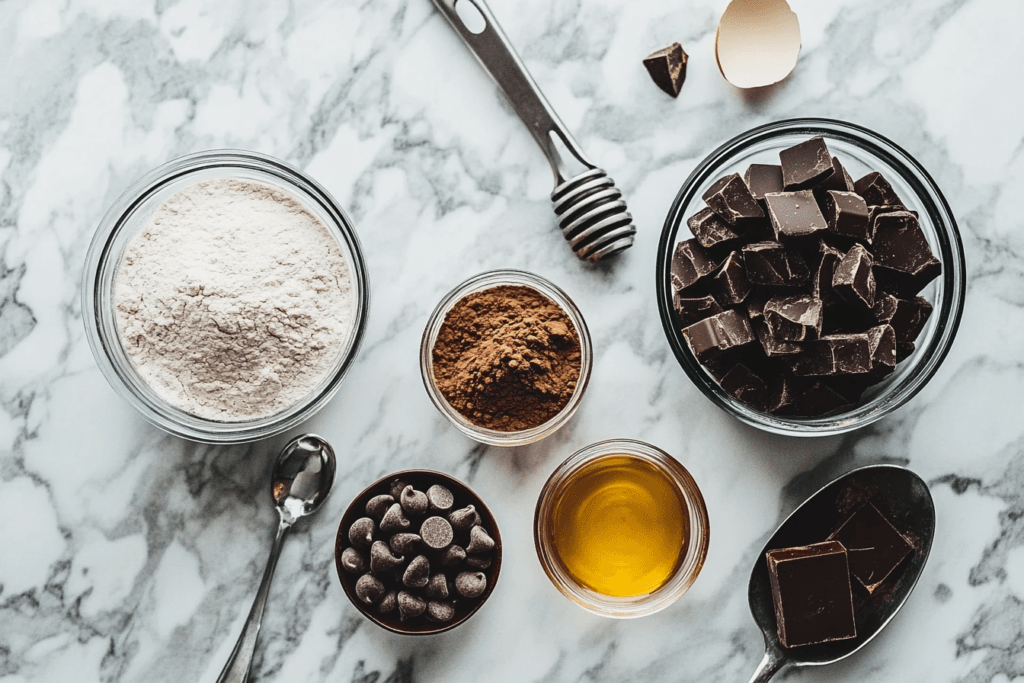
[81, 149, 370, 444]
[655, 117, 967, 437]
[419, 268, 593, 447]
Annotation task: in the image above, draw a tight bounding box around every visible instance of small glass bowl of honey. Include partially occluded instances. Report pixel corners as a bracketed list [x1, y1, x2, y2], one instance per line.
[534, 439, 710, 618]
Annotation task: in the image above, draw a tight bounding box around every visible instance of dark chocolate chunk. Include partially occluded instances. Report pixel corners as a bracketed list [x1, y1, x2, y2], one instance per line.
[814, 156, 855, 195]
[767, 373, 802, 415]
[896, 341, 915, 363]
[779, 137, 835, 191]
[711, 251, 751, 305]
[829, 503, 913, 593]
[812, 241, 844, 301]
[821, 190, 870, 243]
[868, 204, 914, 228]
[799, 381, 852, 415]
[789, 342, 837, 377]
[756, 321, 803, 357]
[765, 191, 829, 241]
[744, 164, 785, 203]
[743, 241, 808, 287]
[872, 211, 941, 296]
[674, 293, 725, 327]
[746, 289, 771, 321]
[703, 173, 765, 227]
[826, 374, 878, 403]
[817, 334, 872, 375]
[687, 206, 741, 247]
[670, 239, 719, 292]
[854, 171, 903, 208]
[764, 294, 823, 342]
[720, 363, 768, 409]
[874, 294, 931, 343]
[642, 42, 688, 97]
[866, 324, 896, 374]
[832, 243, 876, 309]
[681, 309, 756, 361]
[766, 540, 857, 648]
[420, 516, 455, 550]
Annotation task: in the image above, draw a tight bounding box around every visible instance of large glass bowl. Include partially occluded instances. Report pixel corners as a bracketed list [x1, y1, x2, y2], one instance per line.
[82, 150, 369, 443]
[656, 119, 966, 437]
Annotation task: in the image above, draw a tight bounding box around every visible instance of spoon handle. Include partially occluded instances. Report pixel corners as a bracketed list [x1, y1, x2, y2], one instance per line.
[217, 516, 291, 683]
[747, 647, 786, 683]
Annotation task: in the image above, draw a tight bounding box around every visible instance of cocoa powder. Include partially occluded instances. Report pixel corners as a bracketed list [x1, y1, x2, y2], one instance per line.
[431, 285, 582, 432]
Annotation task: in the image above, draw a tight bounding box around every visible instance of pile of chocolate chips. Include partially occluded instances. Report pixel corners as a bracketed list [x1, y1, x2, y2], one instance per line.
[340, 477, 497, 625]
[671, 136, 940, 416]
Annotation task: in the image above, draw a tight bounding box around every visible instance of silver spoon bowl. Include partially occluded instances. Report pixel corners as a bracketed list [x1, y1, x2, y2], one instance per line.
[747, 464, 935, 682]
[217, 434, 337, 683]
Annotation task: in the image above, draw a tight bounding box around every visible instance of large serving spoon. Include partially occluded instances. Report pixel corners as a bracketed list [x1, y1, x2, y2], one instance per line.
[747, 464, 935, 682]
[216, 434, 337, 683]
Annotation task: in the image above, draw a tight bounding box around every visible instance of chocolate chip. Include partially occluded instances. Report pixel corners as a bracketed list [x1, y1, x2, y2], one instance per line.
[448, 505, 481, 532]
[355, 574, 386, 605]
[687, 206, 741, 248]
[440, 544, 467, 567]
[670, 239, 719, 292]
[833, 244, 876, 309]
[465, 554, 493, 570]
[403, 555, 431, 588]
[455, 571, 488, 599]
[780, 136, 834, 190]
[681, 309, 756, 362]
[812, 241, 844, 301]
[420, 516, 455, 550]
[348, 517, 376, 548]
[380, 503, 411, 534]
[642, 42, 688, 97]
[466, 525, 496, 554]
[767, 373, 802, 414]
[370, 541, 405, 574]
[427, 600, 457, 623]
[400, 486, 429, 516]
[389, 533, 422, 556]
[425, 573, 450, 599]
[817, 334, 872, 375]
[426, 485, 455, 514]
[365, 494, 395, 521]
[378, 590, 398, 614]
[340, 547, 367, 574]
[397, 591, 426, 620]
[702, 173, 765, 228]
[388, 478, 408, 500]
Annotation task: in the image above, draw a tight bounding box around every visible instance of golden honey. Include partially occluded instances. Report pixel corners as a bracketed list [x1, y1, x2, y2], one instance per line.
[549, 454, 688, 597]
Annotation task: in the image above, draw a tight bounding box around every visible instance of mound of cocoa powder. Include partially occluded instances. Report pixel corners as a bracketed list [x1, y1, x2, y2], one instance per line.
[431, 285, 581, 432]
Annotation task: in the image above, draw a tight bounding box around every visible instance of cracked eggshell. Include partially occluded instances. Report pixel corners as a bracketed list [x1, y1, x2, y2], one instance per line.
[716, 0, 801, 89]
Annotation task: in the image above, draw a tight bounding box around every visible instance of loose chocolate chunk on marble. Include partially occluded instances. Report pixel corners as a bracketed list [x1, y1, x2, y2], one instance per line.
[703, 173, 765, 227]
[720, 363, 768, 409]
[821, 191, 870, 243]
[756, 321, 803, 357]
[743, 241, 808, 287]
[854, 171, 903, 208]
[799, 381, 852, 415]
[767, 540, 857, 648]
[767, 373, 802, 414]
[711, 251, 751, 305]
[829, 503, 913, 593]
[866, 324, 897, 374]
[744, 164, 785, 203]
[643, 42, 688, 97]
[872, 211, 941, 296]
[765, 191, 829, 241]
[812, 241, 844, 301]
[832, 243, 876, 309]
[671, 239, 719, 292]
[896, 341, 915, 362]
[681, 309, 756, 361]
[780, 136, 835, 191]
[764, 294, 823, 342]
[688, 206, 741, 247]
[817, 334, 872, 374]
[814, 156, 855, 195]
[674, 293, 725, 327]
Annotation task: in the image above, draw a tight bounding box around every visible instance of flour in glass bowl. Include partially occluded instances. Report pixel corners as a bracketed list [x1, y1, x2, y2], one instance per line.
[114, 178, 355, 421]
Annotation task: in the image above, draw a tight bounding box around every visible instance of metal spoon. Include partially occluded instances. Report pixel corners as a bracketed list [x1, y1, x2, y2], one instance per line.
[430, 0, 636, 263]
[747, 464, 935, 682]
[216, 434, 337, 683]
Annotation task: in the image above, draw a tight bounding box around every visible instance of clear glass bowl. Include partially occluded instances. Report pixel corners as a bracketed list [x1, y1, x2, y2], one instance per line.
[534, 439, 710, 618]
[82, 150, 370, 444]
[420, 269, 593, 447]
[656, 118, 966, 437]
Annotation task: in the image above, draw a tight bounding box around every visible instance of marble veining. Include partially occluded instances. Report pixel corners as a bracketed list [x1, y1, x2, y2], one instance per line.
[1, 0, 1022, 681]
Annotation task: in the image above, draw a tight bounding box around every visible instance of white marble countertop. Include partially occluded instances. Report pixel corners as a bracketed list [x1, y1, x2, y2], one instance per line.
[1, 0, 1022, 681]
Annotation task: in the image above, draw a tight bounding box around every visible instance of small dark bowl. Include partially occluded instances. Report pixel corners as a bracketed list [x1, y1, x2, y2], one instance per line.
[334, 469, 502, 635]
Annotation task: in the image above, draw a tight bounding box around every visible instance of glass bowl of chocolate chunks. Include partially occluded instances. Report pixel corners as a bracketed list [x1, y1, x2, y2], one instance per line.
[656, 118, 965, 436]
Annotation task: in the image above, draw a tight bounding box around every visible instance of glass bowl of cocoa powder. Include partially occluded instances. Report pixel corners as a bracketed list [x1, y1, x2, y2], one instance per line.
[420, 270, 593, 447]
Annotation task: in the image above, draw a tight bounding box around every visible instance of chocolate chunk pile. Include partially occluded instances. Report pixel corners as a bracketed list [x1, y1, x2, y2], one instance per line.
[767, 501, 914, 648]
[340, 477, 497, 626]
[671, 136, 940, 416]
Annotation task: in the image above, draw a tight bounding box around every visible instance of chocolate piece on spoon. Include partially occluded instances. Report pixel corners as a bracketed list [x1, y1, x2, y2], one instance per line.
[643, 42, 688, 97]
